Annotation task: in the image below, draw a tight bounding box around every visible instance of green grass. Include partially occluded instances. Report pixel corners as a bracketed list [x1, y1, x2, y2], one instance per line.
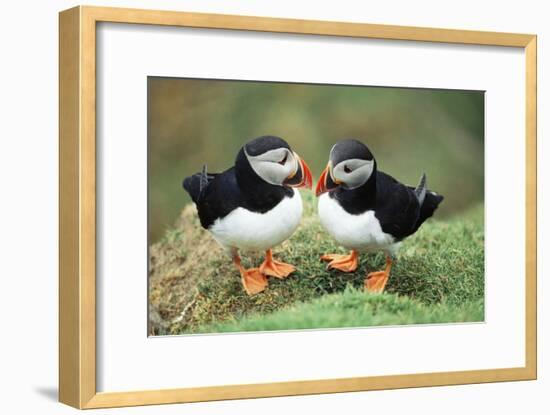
[198, 289, 484, 333]
[148, 192, 484, 335]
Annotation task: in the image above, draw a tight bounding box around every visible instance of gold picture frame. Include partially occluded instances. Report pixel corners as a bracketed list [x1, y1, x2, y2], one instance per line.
[59, 5, 537, 409]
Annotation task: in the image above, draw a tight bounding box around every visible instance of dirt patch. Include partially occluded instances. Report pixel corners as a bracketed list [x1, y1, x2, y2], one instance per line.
[148, 205, 224, 334]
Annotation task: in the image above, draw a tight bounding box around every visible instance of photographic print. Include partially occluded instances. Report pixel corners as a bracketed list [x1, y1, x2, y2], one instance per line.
[148, 77, 484, 336]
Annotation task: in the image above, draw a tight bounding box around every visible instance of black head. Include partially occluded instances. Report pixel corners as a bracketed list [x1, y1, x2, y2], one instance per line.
[316, 139, 377, 196]
[236, 135, 312, 189]
[329, 139, 375, 165]
[243, 135, 290, 156]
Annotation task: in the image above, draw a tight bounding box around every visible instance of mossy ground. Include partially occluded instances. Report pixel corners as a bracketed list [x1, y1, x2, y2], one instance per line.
[148, 192, 484, 335]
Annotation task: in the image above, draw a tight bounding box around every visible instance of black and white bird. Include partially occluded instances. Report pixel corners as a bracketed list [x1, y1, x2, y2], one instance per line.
[183, 136, 313, 295]
[315, 139, 444, 293]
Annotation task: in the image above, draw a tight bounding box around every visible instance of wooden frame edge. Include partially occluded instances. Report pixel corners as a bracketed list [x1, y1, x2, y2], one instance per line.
[84, 5, 535, 46]
[82, 367, 534, 409]
[59, 6, 81, 408]
[59, 5, 538, 409]
[524, 35, 537, 380]
[59, 5, 97, 408]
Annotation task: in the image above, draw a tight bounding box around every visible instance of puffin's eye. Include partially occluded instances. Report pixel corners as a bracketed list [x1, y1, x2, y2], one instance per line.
[344, 165, 352, 174]
[278, 154, 288, 165]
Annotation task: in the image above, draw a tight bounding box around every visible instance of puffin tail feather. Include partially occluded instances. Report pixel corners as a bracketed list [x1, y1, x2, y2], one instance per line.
[199, 164, 209, 194]
[183, 164, 213, 204]
[410, 187, 444, 234]
[414, 173, 427, 205]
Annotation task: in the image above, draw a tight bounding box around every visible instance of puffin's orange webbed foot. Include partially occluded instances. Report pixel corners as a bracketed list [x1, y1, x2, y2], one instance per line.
[365, 271, 389, 293]
[320, 250, 358, 272]
[260, 249, 296, 279]
[232, 254, 268, 295]
[240, 268, 268, 295]
[365, 256, 392, 293]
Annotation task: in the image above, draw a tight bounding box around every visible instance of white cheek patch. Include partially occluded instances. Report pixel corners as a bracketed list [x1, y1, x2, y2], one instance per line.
[245, 148, 294, 186]
[333, 159, 374, 189]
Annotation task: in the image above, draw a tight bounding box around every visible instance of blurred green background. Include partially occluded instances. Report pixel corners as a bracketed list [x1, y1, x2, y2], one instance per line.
[148, 77, 484, 243]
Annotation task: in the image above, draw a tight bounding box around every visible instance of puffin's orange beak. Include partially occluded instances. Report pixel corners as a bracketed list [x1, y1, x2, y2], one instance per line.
[284, 153, 313, 190]
[315, 163, 340, 197]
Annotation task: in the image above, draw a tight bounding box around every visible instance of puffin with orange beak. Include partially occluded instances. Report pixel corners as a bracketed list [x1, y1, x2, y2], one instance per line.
[183, 136, 312, 295]
[316, 139, 443, 293]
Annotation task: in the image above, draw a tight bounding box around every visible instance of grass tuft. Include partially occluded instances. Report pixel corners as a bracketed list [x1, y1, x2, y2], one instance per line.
[199, 288, 484, 333]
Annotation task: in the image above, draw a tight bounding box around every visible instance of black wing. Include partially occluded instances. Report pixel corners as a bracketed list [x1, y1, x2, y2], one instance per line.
[376, 172, 444, 240]
[182, 166, 243, 229]
[374, 172, 422, 240]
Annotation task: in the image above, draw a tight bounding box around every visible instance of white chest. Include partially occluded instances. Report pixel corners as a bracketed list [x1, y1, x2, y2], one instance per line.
[209, 189, 303, 252]
[317, 193, 396, 252]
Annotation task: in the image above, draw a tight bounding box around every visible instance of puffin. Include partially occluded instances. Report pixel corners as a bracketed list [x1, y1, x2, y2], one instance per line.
[315, 139, 444, 293]
[183, 135, 313, 295]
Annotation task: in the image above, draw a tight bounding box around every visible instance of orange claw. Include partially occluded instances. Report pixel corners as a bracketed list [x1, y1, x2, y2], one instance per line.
[232, 254, 268, 295]
[259, 249, 296, 279]
[320, 250, 359, 272]
[365, 256, 393, 293]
